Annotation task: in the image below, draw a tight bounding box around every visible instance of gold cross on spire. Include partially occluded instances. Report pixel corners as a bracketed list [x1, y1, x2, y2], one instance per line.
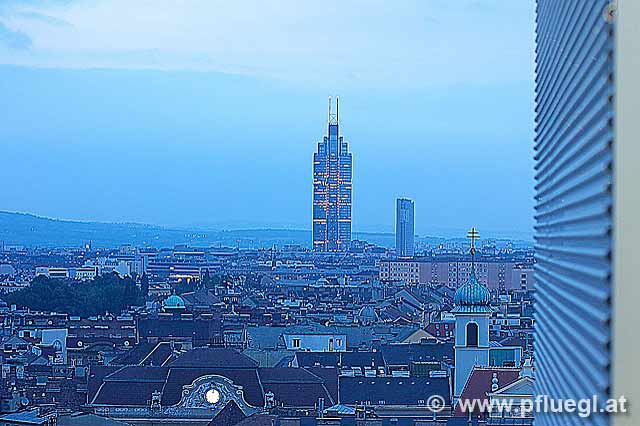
[467, 227, 480, 257]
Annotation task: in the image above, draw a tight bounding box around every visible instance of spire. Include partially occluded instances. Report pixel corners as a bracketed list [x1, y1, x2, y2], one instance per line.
[327, 95, 339, 125]
[336, 96, 339, 124]
[453, 227, 491, 312]
[467, 227, 480, 271]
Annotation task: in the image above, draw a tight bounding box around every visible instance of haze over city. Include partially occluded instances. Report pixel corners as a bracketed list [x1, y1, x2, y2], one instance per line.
[0, 1, 535, 237]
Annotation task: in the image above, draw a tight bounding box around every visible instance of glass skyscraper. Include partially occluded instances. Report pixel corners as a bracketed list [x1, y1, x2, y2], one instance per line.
[312, 96, 352, 252]
[395, 198, 414, 258]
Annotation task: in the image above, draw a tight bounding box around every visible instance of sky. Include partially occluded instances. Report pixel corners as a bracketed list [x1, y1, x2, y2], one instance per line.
[0, 0, 536, 238]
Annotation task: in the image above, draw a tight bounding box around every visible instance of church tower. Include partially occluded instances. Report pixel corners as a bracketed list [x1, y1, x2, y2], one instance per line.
[453, 227, 492, 399]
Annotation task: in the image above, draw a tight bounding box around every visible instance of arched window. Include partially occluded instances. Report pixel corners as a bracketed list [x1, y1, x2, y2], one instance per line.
[466, 323, 479, 347]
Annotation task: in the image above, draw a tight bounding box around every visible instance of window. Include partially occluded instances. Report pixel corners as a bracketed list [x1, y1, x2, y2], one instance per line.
[466, 323, 478, 347]
[292, 338, 300, 348]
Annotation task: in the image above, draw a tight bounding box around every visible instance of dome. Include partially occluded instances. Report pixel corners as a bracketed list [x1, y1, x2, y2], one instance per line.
[163, 292, 186, 310]
[358, 305, 378, 324]
[452, 269, 492, 313]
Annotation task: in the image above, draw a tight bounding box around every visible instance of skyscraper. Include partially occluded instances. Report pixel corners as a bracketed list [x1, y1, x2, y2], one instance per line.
[312, 96, 352, 252]
[395, 198, 415, 258]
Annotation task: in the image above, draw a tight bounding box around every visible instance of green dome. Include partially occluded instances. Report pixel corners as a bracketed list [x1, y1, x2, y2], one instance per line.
[164, 293, 185, 310]
[452, 270, 492, 313]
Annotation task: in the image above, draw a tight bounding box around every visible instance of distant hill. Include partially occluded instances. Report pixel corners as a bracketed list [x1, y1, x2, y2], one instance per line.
[0, 211, 531, 249]
[0, 211, 193, 248]
[0, 211, 396, 249]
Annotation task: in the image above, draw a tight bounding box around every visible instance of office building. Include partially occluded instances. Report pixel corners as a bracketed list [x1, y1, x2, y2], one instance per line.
[395, 198, 415, 258]
[312, 96, 353, 252]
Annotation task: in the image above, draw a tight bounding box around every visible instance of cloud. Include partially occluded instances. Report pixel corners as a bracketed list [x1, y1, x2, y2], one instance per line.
[0, 21, 32, 50]
[14, 11, 72, 27]
[0, 0, 535, 89]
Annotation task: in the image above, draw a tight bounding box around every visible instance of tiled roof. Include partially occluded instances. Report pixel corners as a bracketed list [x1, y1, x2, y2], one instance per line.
[207, 400, 247, 426]
[339, 376, 450, 406]
[169, 348, 258, 369]
[499, 336, 526, 348]
[381, 342, 453, 365]
[138, 318, 195, 338]
[141, 342, 175, 366]
[294, 351, 384, 369]
[233, 414, 277, 426]
[58, 412, 131, 425]
[104, 366, 169, 382]
[87, 365, 121, 402]
[258, 367, 324, 383]
[304, 367, 339, 403]
[262, 382, 333, 407]
[109, 342, 157, 365]
[161, 367, 264, 407]
[453, 367, 520, 417]
[92, 381, 164, 406]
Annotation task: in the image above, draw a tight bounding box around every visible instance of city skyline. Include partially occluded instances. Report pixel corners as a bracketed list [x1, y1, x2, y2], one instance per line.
[1, 1, 636, 425]
[0, 1, 536, 236]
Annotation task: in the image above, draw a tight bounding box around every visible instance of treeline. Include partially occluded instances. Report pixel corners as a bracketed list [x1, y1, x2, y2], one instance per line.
[6, 273, 144, 317]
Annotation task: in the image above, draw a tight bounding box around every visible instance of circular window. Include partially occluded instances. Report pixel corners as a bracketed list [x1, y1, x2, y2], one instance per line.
[205, 389, 220, 405]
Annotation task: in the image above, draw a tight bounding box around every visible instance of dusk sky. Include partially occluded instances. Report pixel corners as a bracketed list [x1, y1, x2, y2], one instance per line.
[0, 1, 536, 238]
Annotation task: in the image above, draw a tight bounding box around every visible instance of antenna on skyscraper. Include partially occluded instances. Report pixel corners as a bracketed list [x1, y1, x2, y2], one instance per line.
[328, 96, 332, 123]
[336, 96, 339, 123]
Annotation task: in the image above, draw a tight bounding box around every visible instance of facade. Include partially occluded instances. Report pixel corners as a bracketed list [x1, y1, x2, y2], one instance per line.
[379, 258, 534, 290]
[379, 260, 420, 286]
[75, 266, 98, 281]
[312, 96, 353, 252]
[534, 1, 640, 426]
[395, 198, 415, 258]
[35, 267, 69, 279]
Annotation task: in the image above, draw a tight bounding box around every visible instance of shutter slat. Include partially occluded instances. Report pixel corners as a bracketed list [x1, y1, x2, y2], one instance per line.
[534, 1, 614, 426]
